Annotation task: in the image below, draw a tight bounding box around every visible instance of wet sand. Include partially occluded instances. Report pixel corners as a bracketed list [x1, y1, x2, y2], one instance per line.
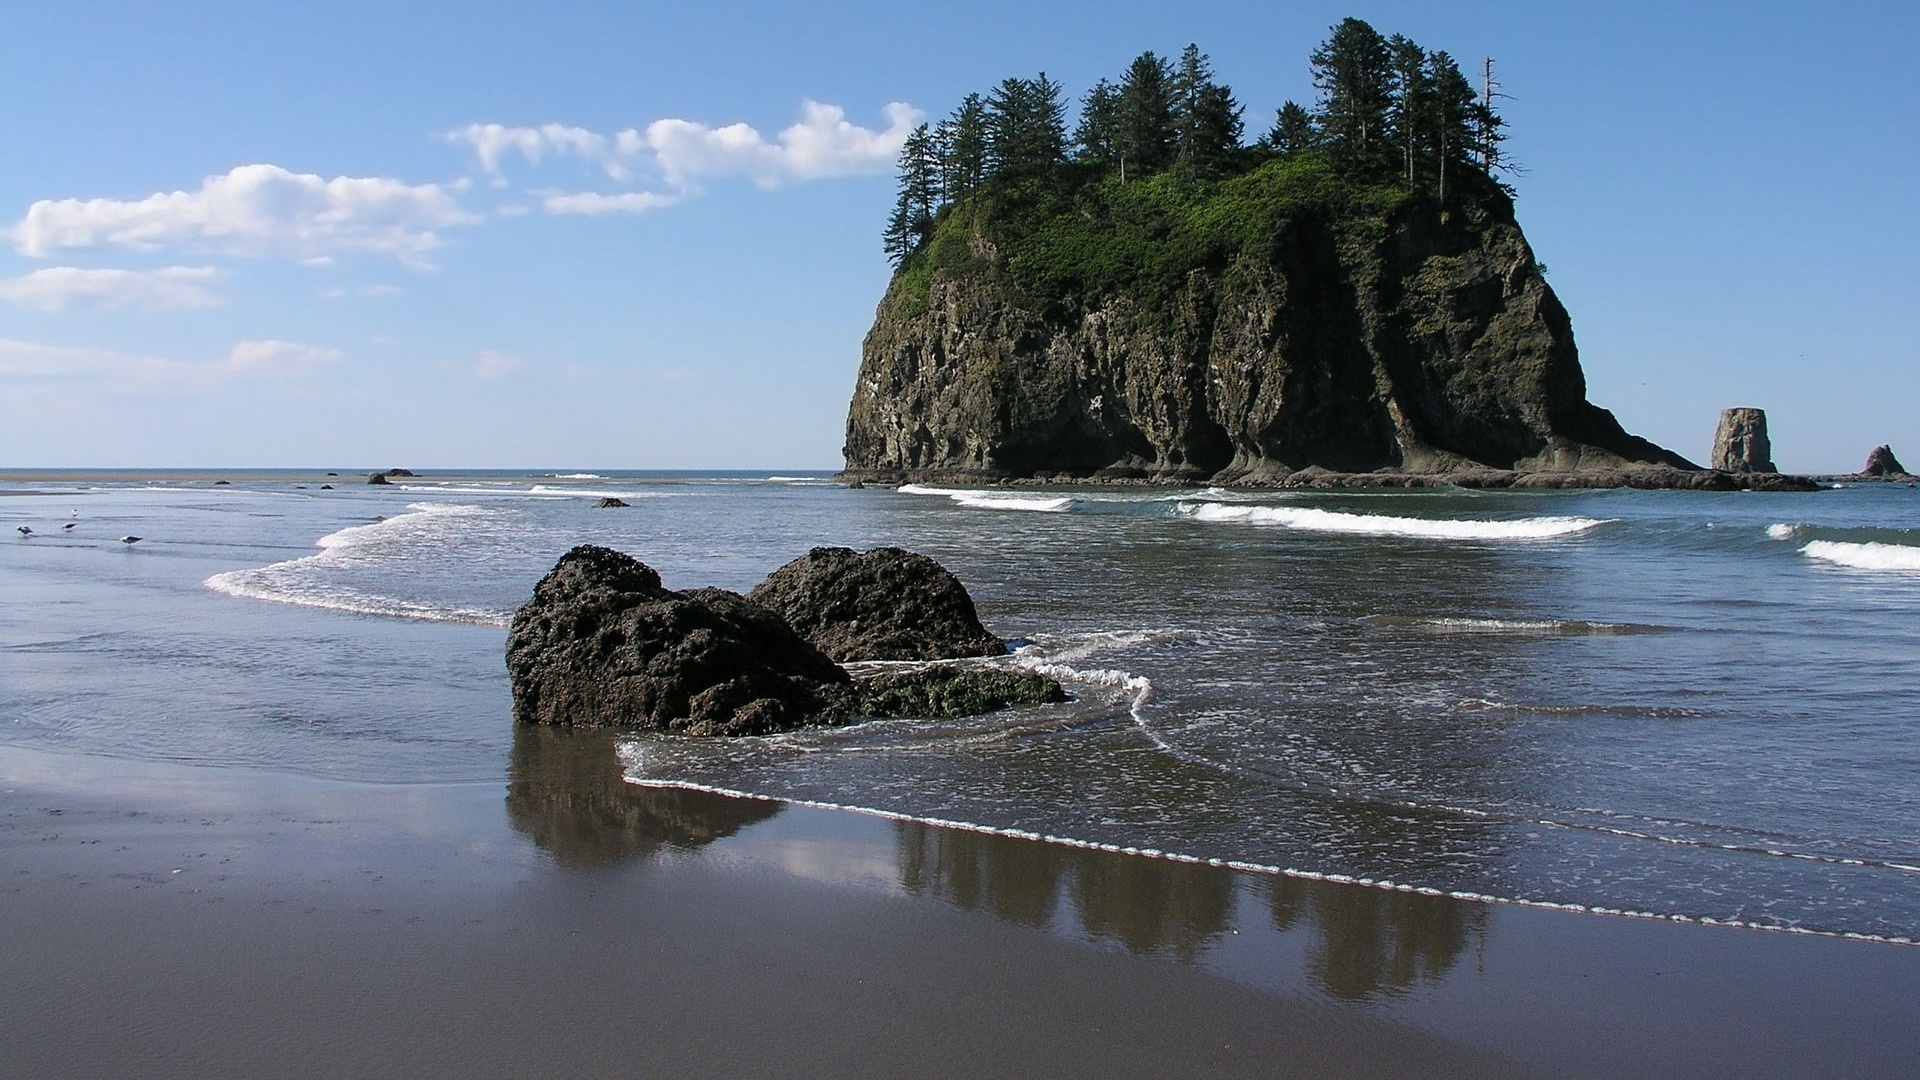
[4, 735, 1916, 1079]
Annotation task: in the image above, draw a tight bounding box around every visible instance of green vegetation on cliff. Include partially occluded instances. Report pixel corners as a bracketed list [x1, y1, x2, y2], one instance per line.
[885, 17, 1514, 320]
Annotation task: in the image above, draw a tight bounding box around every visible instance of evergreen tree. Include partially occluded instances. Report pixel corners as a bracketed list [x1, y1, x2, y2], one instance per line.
[1074, 78, 1121, 165]
[1171, 44, 1244, 178]
[883, 123, 942, 264]
[985, 73, 1068, 180]
[1115, 51, 1177, 181]
[1265, 101, 1316, 154]
[939, 93, 989, 199]
[1309, 17, 1393, 173]
[1386, 33, 1432, 189]
[1472, 56, 1509, 177]
[1426, 51, 1477, 203]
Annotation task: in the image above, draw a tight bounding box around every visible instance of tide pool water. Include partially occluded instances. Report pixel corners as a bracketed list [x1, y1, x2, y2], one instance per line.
[3, 470, 1917, 941]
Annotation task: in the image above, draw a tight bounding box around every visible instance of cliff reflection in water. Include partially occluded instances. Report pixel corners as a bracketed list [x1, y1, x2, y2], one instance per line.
[895, 820, 1483, 999]
[505, 725, 781, 867]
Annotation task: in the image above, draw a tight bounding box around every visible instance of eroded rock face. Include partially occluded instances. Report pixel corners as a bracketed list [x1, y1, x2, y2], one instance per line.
[1712, 408, 1776, 473]
[1864, 445, 1908, 477]
[748, 546, 1006, 662]
[506, 545, 846, 736]
[843, 198, 1694, 484]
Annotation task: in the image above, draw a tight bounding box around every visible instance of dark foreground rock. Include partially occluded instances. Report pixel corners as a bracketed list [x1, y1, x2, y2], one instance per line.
[367, 472, 391, 485]
[507, 546, 847, 736]
[595, 497, 630, 508]
[1864, 445, 1909, 478]
[507, 545, 1062, 734]
[748, 546, 1006, 662]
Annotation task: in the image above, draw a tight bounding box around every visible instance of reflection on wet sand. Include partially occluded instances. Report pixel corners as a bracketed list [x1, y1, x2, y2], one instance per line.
[505, 725, 781, 867]
[1268, 875, 1485, 1001]
[895, 819, 1482, 998]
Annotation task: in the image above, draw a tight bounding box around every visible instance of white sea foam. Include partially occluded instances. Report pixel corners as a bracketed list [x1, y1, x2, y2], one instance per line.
[551, 472, 605, 479]
[205, 502, 510, 625]
[897, 484, 1074, 512]
[1417, 617, 1647, 635]
[1800, 540, 1920, 572]
[524, 485, 666, 499]
[1178, 501, 1609, 540]
[1766, 523, 1798, 540]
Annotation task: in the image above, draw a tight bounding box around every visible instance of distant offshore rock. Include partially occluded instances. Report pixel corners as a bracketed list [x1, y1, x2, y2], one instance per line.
[1863, 445, 1909, 478]
[594, 497, 630, 508]
[1712, 408, 1776, 473]
[748, 546, 1007, 662]
[506, 545, 1061, 735]
[367, 472, 391, 485]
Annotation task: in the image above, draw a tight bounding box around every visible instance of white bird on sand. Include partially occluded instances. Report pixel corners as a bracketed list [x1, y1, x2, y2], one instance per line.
[15, 525, 30, 536]
[120, 535, 142, 545]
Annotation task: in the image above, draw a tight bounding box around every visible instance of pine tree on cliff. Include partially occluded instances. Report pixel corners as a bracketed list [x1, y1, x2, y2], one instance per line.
[883, 124, 942, 264]
[1386, 34, 1432, 189]
[1074, 78, 1121, 165]
[1170, 44, 1244, 179]
[1310, 17, 1394, 174]
[1427, 51, 1478, 203]
[1264, 101, 1317, 154]
[937, 93, 989, 200]
[985, 74, 1068, 181]
[1114, 51, 1178, 182]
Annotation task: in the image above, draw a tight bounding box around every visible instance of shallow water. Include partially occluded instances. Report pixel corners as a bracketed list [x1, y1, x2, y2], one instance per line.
[3, 469, 1917, 940]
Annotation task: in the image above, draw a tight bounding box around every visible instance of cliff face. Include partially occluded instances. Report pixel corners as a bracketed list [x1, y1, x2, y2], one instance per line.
[844, 186, 1692, 483]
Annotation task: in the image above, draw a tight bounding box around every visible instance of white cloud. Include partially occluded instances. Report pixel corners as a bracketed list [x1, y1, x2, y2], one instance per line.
[645, 101, 921, 187]
[444, 122, 631, 180]
[542, 190, 680, 216]
[0, 265, 224, 311]
[13, 164, 477, 268]
[0, 335, 337, 388]
[225, 339, 339, 375]
[472, 349, 522, 379]
[450, 101, 921, 196]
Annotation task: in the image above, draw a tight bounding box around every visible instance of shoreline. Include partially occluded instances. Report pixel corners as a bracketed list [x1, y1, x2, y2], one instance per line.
[6, 737, 1917, 1079]
[840, 466, 1900, 492]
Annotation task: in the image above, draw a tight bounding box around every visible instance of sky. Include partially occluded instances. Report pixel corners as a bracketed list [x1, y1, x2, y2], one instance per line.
[2, 1, 1913, 472]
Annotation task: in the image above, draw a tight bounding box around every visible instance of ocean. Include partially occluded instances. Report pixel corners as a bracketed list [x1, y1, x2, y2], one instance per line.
[4, 469, 1917, 944]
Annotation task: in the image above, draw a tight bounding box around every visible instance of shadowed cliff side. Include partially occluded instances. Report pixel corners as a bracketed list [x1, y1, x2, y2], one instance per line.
[843, 159, 1695, 486]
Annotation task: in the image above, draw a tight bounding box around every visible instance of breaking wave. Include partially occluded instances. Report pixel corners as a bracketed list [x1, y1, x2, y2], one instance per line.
[1178, 501, 1609, 540]
[1801, 540, 1920, 572]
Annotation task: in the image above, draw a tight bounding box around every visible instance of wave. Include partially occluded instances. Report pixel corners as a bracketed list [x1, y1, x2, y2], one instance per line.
[1800, 540, 1920, 572]
[550, 472, 605, 479]
[205, 502, 511, 625]
[1178, 501, 1610, 540]
[1767, 523, 1798, 540]
[897, 484, 1075, 513]
[1372, 616, 1666, 636]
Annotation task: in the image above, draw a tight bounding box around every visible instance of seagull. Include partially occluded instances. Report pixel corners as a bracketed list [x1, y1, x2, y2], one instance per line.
[15, 525, 30, 536]
[120, 535, 142, 545]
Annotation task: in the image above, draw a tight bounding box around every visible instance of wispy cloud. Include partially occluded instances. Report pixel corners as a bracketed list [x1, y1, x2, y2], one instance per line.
[541, 191, 680, 216]
[0, 265, 224, 311]
[448, 101, 921, 210]
[472, 348, 522, 379]
[12, 164, 477, 268]
[0, 335, 339, 389]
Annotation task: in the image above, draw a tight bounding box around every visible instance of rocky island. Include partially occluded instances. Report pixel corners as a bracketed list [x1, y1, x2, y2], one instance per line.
[842, 22, 1803, 491]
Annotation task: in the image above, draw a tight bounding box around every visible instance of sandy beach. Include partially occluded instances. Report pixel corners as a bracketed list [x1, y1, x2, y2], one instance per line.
[5, 733, 1915, 1080]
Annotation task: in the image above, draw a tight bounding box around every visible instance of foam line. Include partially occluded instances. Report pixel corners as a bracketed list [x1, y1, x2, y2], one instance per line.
[1179, 501, 1609, 540]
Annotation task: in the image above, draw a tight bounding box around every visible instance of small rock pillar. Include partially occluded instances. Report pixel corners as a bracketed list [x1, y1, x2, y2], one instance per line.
[1712, 408, 1776, 473]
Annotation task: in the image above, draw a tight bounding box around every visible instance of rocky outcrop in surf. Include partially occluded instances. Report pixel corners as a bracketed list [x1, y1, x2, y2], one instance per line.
[748, 546, 1006, 662]
[506, 545, 1061, 735]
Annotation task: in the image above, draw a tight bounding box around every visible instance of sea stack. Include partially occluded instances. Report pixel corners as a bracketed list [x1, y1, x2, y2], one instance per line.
[1711, 408, 1776, 473]
[1862, 445, 1908, 478]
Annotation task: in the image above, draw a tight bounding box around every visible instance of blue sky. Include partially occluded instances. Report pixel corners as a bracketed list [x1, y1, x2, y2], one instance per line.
[2, 1, 1913, 472]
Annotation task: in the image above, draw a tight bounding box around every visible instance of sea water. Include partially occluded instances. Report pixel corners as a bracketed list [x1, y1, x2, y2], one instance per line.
[3, 469, 1917, 941]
